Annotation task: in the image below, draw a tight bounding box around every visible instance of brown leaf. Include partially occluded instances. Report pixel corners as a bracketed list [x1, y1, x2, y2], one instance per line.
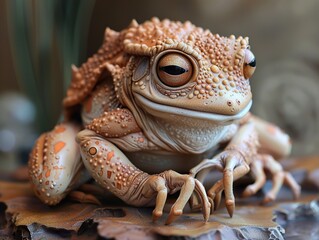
[0, 179, 318, 239]
[0, 181, 284, 239]
[0, 181, 100, 239]
[94, 204, 282, 240]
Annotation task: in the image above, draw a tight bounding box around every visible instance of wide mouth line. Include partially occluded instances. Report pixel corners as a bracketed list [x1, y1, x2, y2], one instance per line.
[134, 94, 252, 122]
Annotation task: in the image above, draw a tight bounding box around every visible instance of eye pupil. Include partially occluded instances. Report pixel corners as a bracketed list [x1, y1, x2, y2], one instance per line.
[159, 65, 188, 75]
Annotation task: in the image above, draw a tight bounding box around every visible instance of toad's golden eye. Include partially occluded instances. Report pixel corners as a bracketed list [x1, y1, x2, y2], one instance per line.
[157, 53, 193, 87]
[243, 49, 256, 79]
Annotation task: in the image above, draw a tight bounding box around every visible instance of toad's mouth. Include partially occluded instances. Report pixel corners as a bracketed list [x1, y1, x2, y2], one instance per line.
[134, 94, 252, 124]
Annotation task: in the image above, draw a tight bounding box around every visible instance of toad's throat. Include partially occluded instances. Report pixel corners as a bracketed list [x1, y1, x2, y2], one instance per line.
[134, 94, 252, 124]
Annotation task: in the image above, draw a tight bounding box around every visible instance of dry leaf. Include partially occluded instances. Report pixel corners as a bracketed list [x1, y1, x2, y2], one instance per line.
[1, 161, 319, 240]
[0, 181, 285, 239]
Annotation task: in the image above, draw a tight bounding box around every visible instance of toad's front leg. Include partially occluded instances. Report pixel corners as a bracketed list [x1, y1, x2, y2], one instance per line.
[190, 123, 257, 216]
[76, 129, 210, 224]
[28, 122, 90, 205]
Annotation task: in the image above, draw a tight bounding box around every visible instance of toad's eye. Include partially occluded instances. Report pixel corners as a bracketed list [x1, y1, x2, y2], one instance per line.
[243, 49, 256, 79]
[157, 53, 193, 87]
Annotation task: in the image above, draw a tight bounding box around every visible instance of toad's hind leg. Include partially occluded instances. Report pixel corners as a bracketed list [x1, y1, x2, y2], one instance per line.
[249, 115, 292, 158]
[28, 122, 89, 205]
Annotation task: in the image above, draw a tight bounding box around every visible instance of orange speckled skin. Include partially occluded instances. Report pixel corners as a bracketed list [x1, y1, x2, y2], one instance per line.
[64, 18, 251, 116]
[28, 18, 300, 224]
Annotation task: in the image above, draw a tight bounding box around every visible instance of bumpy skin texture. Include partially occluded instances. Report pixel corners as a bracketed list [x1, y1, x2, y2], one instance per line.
[28, 18, 300, 224]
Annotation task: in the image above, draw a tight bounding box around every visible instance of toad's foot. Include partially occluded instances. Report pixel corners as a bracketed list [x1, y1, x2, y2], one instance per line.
[242, 154, 301, 203]
[190, 150, 250, 217]
[77, 129, 210, 225]
[190, 123, 256, 217]
[142, 170, 210, 225]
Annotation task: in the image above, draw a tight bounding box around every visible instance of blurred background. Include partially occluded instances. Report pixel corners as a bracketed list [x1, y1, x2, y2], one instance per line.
[1, 0, 319, 175]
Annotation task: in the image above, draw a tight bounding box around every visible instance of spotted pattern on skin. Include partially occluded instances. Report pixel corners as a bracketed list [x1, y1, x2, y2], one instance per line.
[80, 139, 144, 196]
[54, 125, 66, 134]
[28, 123, 79, 205]
[82, 81, 121, 118]
[28, 19, 299, 215]
[226, 126, 259, 163]
[86, 108, 141, 138]
[104, 131, 160, 153]
[28, 133, 64, 205]
[54, 141, 66, 154]
[123, 18, 251, 104]
[63, 18, 251, 117]
[63, 28, 124, 107]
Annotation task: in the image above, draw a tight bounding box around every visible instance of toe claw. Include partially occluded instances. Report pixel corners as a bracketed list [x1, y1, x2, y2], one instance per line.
[152, 210, 163, 222]
[193, 179, 210, 221]
[242, 185, 256, 198]
[293, 186, 301, 200]
[226, 199, 235, 217]
[208, 197, 214, 214]
[165, 209, 183, 225]
[189, 193, 201, 211]
[263, 193, 275, 204]
[214, 191, 222, 211]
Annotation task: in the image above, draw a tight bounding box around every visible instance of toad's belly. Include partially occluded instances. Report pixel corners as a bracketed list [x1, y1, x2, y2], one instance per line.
[125, 146, 219, 174]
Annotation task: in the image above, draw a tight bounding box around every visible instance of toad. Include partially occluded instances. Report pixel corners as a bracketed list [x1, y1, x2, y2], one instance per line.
[28, 18, 300, 224]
